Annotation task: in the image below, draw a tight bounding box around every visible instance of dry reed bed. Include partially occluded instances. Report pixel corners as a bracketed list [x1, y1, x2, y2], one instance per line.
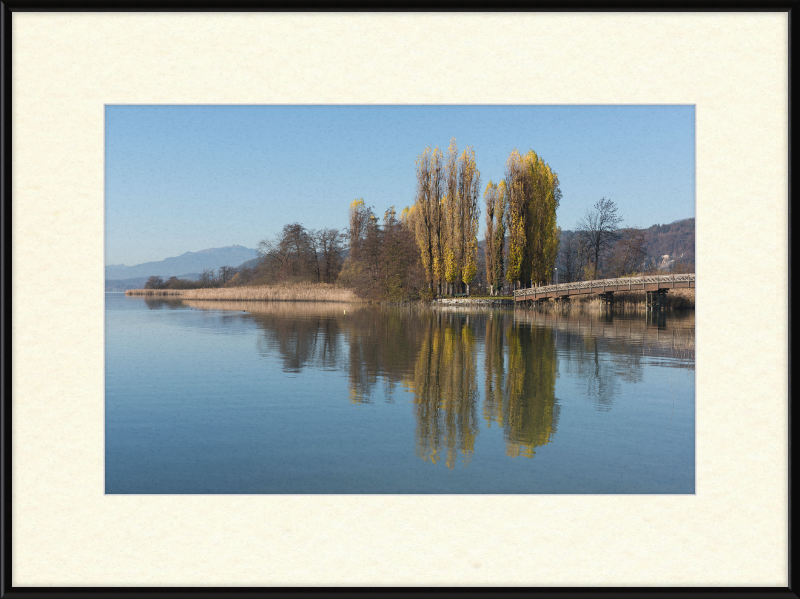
[127, 282, 359, 302]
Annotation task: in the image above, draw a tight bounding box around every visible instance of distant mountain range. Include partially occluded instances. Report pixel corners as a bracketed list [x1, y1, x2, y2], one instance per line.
[105, 245, 259, 291]
[106, 245, 258, 281]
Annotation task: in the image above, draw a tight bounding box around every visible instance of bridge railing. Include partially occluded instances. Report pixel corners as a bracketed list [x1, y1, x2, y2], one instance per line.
[512, 273, 696, 297]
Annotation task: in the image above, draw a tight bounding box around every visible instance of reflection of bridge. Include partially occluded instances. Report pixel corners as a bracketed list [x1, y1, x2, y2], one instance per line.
[513, 310, 695, 363]
[513, 274, 695, 306]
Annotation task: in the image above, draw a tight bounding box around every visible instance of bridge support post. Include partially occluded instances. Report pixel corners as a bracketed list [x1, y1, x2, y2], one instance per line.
[656, 290, 668, 309]
[647, 290, 668, 310]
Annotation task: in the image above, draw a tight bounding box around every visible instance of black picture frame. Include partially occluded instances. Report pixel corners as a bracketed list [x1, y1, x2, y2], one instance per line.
[0, 1, 794, 597]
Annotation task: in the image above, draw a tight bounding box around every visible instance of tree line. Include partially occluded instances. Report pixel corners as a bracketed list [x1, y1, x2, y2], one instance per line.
[144, 265, 241, 290]
[143, 139, 685, 300]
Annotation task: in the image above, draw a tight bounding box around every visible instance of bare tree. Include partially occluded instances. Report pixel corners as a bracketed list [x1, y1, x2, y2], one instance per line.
[671, 259, 691, 274]
[576, 197, 623, 280]
[237, 267, 254, 285]
[348, 206, 426, 300]
[199, 269, 215, 287]
[218, 265, 236, 286]
[347, 199, 371, 262]
[258, 223, 318, 282]
[557, 232, 587, 283]
[313, 227, 346, 283]
[144, 275, 165, 289]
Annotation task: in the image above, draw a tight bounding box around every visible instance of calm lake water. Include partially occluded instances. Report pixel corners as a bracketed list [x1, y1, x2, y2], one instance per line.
[105, 293, 695, 494]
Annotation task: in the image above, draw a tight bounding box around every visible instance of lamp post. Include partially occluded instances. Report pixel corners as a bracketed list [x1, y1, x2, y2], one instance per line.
[554, 267, 558, 285]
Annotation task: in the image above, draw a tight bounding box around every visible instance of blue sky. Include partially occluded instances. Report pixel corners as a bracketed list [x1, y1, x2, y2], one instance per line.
[105, 105, 695, 266]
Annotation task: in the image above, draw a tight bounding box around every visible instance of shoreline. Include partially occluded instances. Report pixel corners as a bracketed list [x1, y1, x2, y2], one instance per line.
[125, 282, 359, 303]
[126, 285, 694, 310]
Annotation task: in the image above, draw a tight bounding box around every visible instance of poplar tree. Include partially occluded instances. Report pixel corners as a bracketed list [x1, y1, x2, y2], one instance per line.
[483, 181, 505, 296]
[412, 149, 435, 289]
[523, 150, 561, 287]
[493, 181, 507, 292]
[412, 145, 446, 295]
[442, 195, 458, 295]
[348, 198, 371, 261]
[443, 138, 481, 295]
[444, 140, 460, 295]
[504, 150, 527, 288]
[415, 140, 480, 296]
[502, 149, 561, 289]
[483, 182, 497, 295]
[430, 147, 446, 295]
[458, 146, 481, 295]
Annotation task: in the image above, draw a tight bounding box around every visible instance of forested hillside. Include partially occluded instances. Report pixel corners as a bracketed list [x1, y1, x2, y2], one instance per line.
[640, 218, 695, 269]
[556, 217, 694, 282]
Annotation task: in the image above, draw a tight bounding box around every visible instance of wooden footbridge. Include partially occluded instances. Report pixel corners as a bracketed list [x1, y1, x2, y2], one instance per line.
[513, 274, 695, 307]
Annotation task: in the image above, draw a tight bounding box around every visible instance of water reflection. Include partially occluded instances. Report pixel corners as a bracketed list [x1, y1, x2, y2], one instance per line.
[182, 300, 694, 468]
[412, 315, 480, 468]
[143, 298, 185, 310]
[503, 321, 560, 456]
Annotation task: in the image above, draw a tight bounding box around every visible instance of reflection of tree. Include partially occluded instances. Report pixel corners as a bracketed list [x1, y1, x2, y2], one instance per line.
[238, 303, 561, 466]
[412, 313, 479, 469]
[179, 301, 693, 469]
[254, 312, 344, 374]
[584, 342, 618, 412]
[231, 303, 426, 402]
[557, 330, 619, 412]
[143, 298, 184, 310]
[499, 323, 559, 457]
[345, 308, 428, 404]
[483, 313, 506, 429]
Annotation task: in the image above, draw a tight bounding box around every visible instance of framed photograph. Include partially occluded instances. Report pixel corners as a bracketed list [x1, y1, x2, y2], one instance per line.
[3, 5, 791, 593]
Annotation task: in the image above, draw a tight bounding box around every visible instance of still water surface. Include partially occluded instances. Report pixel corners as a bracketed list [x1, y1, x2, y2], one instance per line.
[105, 293, 695, 494]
